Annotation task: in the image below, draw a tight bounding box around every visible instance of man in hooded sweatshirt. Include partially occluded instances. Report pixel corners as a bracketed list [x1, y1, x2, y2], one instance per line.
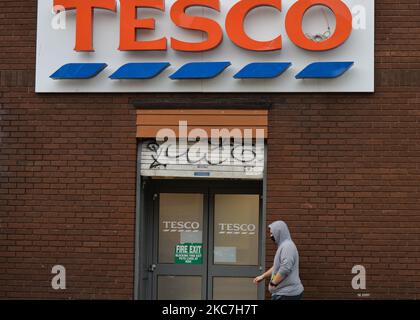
[253, 220, 304, 300]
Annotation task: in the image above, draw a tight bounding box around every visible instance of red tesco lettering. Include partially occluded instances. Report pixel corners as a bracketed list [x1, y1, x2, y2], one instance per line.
[53, 0, 353, 52]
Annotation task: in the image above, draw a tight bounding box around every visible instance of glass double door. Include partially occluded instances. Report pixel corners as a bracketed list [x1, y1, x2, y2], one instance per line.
[149, 182, 263, 300]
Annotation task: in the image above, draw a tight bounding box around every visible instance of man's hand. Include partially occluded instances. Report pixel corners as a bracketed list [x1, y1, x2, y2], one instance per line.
[269, 273, 284, 292]
[253, 275, 264, 284]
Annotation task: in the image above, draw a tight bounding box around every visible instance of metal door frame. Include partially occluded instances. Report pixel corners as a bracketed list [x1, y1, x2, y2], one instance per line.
[136, 179, 264, 300]
[151, 183, 209, 300]
[208, 187, 264, 300]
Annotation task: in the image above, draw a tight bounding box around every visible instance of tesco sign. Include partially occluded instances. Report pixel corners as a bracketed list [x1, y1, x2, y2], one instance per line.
[35, 0, 374, 93]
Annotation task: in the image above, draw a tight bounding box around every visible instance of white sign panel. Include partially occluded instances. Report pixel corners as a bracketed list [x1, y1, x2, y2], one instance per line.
[214, 247, 237, 264]
[36, 0, 374, 92]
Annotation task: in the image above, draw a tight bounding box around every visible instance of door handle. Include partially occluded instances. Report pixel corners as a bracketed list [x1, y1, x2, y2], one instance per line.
[148, 264, 157, 272]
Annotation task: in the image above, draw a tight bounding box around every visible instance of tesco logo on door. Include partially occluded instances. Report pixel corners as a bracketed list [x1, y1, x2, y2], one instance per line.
[218, 223, 256, 235]
[53, 0, 352, 52]
[36, 0, 374, 92]
[162, 221, 200, 232]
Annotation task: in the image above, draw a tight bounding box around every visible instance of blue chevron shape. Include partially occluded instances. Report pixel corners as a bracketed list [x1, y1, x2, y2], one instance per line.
[234, 62, 292, 79]
[109, 62, 170, 79]
[296, 62, 354, 79]
[50, 63, 107, 79]
[170, 62, 231, 79]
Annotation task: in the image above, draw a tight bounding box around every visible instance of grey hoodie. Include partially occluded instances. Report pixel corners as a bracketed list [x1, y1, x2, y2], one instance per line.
[269, 221, 304, 297]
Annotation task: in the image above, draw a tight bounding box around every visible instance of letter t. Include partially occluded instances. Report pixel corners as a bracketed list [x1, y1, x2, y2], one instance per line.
[53, 0, 116, 51]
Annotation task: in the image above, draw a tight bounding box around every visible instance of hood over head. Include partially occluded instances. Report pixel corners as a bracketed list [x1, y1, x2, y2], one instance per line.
[269, 220, 291, 246]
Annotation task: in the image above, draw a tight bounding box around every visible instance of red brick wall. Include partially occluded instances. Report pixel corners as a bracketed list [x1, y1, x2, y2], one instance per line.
[0, 90, 138, 298]
[267, 90, 420, 300]
[1, 0, 420, 299]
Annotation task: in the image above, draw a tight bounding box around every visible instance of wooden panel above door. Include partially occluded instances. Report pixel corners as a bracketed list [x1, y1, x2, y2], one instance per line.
[136, 109, 268, 138]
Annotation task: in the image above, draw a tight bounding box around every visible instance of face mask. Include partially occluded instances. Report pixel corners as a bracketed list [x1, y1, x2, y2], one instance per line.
[270, 235, 276, 242]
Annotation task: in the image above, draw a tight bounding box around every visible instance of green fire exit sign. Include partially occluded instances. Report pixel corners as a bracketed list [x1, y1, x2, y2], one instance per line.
[175, 243, 203, 264]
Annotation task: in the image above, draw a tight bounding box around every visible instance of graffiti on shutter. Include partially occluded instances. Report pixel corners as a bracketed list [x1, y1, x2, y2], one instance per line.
[140, 140, 264, 180]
